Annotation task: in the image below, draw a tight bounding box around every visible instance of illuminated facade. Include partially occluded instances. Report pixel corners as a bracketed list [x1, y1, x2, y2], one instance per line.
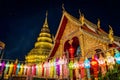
[1, 8, 120, 80]
[25, 12, 53, 64]
[48, 9, 120, 60]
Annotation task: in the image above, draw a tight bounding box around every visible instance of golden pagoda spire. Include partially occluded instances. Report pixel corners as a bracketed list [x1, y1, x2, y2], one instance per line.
[25, 11, 53, 64]
[108, 25, 114, 43]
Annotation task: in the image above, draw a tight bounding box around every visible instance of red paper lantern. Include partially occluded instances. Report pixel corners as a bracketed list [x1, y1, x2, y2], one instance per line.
[91, 57, 99, 78]
[68, 45, 75, 59]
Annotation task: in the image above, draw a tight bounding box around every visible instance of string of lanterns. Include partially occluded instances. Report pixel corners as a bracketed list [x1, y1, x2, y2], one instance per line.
[0, 49, 120, 79]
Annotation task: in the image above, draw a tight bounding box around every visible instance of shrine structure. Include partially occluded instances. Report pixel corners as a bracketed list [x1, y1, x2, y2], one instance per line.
[48, 9, 120, 60]
[25, 11, 53, 64]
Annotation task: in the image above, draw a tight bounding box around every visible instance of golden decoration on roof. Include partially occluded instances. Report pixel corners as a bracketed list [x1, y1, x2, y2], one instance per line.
[62, 3, 65, 11]
[97, 18, 100, 29]
[108, 25, 114, 43]
[80, 13, 84, 26]
[69, 39, 73, 45]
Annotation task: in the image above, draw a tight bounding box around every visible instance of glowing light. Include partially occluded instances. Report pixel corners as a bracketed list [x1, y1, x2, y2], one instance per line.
[114, 49, 120, 64]
[84, 58, 90, 68]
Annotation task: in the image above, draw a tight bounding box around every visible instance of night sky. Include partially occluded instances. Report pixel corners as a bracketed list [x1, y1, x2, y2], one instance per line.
[0, 0, 120, 61]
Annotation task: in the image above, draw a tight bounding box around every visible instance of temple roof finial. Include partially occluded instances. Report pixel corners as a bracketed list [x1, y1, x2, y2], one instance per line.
[79, 9, 84, 26]
[46, 10, 48, 17]
[79, 9, 81, 17]
[62, 3, 65, 12]
[97, 18, 100, 29]
[44, 10, 48, 27]
[108, 25, 114, 43]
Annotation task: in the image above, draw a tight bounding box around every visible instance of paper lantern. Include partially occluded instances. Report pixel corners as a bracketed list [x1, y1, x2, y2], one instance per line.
[91, 56, 99, 79]
[1, 61, 5, 72]
[106, 52, 115, 70]
[84, 58, 90, 69]
[79, 58, 86, 79]
[114, 49, 120, 64]
[98, 54, 106, 77]
[16, 63, 20, 75]
[68, 45, 75, 59]
[8, 62, 13, 76]
[68, 61, 74, 69]
[4, 61, 9, 75]
[68, 61, 74, 79]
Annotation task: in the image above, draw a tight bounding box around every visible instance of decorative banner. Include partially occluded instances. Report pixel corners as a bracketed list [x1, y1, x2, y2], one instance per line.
[106, 52, 115, 70]
[86, 68, 91, 79]
[74, 60, 79, 79]
[32, 64, 36, 76]
[63, 57, 68, 78]
[16, 63, 21, 75]
[43, 61, 47, 77]
[79, 58, 86, 79]
[91, 56, 99, 79]
[56, 58, 60, 77]
[24, 64, 27, 75]
[50, 60, 54, 78]
[53, 59, 56, 78]
[4, 61, 9, 75]
[42, 63, 44, 77]
[98, 54, 106, 77]
[8, 62, 14, 76]
[58, 57, 64, 78]
[84, 58, 91, 79]
[1, 61, 5, 73]
[27, 65, 31, 76]
[68, 61, 74, 79]
[46, 61, 49, 77]
[13, 63, 17, 75]
[19, 63, 24, 75]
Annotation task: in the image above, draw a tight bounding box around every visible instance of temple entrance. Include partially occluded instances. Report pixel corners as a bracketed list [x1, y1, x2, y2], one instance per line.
[64, 37, 81, 80]
[64, 37, 81, 59]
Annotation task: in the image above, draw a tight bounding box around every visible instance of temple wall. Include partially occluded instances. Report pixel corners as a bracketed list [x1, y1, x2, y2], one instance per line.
[81, 33, 108, 58]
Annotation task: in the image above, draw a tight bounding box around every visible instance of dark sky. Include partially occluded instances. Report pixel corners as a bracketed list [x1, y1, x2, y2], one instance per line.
[0, 0, 120, 61]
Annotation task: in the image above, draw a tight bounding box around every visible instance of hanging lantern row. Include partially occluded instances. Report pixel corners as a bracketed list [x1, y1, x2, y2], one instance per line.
[0, 49, 120, 79]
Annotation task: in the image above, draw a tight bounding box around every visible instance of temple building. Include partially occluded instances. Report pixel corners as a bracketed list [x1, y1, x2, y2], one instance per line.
[1, 7, 120, 80]
[48, 9, 120, 60]
[25, 12, 53, 64]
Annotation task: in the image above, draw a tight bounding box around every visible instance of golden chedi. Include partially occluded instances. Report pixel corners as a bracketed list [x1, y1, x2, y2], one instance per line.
[25, 11, 53, 64]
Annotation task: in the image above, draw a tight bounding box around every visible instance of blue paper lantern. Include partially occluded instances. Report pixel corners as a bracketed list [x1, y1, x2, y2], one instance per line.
[114, 49, 120, 64]
[84, 58, 90, 68]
